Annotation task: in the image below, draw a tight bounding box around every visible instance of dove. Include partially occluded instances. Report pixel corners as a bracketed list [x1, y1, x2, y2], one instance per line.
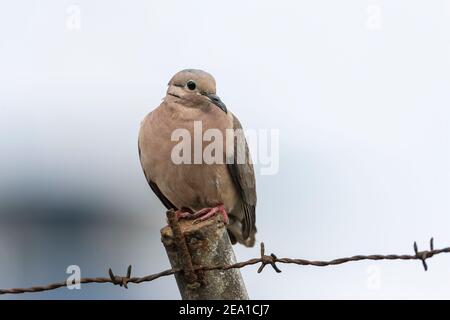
[138, 69, 256, 247]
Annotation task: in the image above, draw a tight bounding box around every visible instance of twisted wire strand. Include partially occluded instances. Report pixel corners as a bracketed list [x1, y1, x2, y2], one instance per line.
[1, 238, 448, 295]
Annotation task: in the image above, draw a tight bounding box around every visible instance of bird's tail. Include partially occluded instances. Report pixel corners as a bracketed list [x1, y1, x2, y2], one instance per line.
[227, 220, 257, 247]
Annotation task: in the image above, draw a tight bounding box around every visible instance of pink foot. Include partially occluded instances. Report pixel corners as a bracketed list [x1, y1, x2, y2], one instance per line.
[175, 205, 229, 224]
[175, 208, 193, 220]
[178, 204, 228, 224]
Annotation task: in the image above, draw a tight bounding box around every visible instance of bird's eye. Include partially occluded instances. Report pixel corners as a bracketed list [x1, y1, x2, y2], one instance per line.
[186, 80, 196, 91]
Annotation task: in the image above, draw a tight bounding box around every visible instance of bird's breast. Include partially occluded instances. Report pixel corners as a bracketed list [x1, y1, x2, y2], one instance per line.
[139, 105, 238, 212]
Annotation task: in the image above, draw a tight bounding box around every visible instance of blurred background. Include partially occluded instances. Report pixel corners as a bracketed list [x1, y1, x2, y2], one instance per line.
[1, 0, 450, 299]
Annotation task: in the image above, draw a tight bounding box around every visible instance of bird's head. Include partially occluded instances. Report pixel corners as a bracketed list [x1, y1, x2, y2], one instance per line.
[166, 69, 227, 113]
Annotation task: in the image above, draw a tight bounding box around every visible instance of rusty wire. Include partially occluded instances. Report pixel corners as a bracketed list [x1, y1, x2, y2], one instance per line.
[1, 237, 449, 295]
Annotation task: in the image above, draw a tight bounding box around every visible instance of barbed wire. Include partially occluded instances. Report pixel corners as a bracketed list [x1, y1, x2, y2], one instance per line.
[1, 237, 449, 295]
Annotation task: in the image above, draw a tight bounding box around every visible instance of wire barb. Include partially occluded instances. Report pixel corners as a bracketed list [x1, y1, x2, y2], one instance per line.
[108, 265, 132, 288]
[257, 242, 282, 273]
[413, 238, 437, 271]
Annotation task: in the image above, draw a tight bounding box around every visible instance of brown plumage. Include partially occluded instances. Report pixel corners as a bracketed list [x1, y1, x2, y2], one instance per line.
[138, 69, 257, 247]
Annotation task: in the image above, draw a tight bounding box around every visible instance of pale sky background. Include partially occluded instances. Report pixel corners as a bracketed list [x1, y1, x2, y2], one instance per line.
[1, 0, 450, 299]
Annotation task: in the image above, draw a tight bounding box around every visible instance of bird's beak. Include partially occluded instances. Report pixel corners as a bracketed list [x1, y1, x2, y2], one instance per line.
[205, 93, 227, 113]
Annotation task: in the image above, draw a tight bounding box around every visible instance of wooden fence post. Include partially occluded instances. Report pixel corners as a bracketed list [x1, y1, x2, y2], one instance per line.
[160, 210, 249, 300]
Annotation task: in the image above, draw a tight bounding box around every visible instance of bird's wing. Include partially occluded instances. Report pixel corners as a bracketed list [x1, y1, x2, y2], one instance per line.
[138, 142, 176, 210]
[227, 114, 257, 239]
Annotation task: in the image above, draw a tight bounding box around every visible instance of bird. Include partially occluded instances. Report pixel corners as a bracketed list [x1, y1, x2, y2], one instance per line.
[138, 69, 256, 247]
